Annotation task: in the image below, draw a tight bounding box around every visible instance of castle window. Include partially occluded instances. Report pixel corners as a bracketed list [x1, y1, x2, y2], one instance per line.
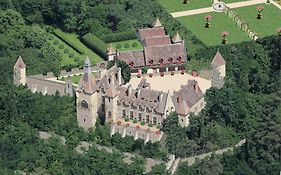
[153, 117, 157, 125]
[81, 100, 88, 109]
[146, 107, 149, 111]
[84, 119, 86, 122]
[138, 113, 142, 121]
[130, 111, 133, 120]
[122, 109, 126, 118]
[108, 111, 112, 118]
[146, 115, 150, 123]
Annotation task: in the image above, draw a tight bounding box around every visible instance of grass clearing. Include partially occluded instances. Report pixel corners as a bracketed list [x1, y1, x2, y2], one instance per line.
[234, 4, 281, 37]
[59, 72, 97, 84]
[49, 29, 103, 67]
[111, 39, 143, 51]
[178, 12, 250, 46]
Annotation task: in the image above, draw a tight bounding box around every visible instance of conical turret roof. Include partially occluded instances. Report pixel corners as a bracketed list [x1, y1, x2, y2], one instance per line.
[172, 32, 182, 43]
[153, 18, 162, 28]
[211, 50, 225, 67]
[14, 56, 26, 69]
[107, 44, 116, 55]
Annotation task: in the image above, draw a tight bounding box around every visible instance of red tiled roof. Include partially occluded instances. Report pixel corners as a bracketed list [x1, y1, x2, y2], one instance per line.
[117, 50, 145, 67]
[138, 27, 166, 42]
[14, 56, 26, 69]
[143, 35, 171, 47]
[211, 50, 225, 67]
[144, 43, 186, 66]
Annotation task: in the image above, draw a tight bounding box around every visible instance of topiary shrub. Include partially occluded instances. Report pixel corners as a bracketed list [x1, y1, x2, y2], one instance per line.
[156, 125, 161, 129]
[69, 53, 75, 58]
[116, 44, 122, 49]
[133, 119, 137, 123]
[124, 43, 130, 48]
[49, 35, 55, 40]
[141, 121, 145, 125]
[148, 123, 153, 127]
[132, 42, 138, 48]
[59, 44, 64, 49]
[64, 49, 69, 54]
[74, 57, 80, 62]
[125, 117, 129, 122]
[54, 40, 59, 45]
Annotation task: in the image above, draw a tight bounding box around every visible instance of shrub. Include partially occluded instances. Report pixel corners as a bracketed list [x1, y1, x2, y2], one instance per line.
[53, 29, 85, 54]
[59, 44, 64, 49]
[125, 117, 129, 122]
[100, 30, 137, 43]
[64, 49, 69, 54]
[132, 42, 138, 48]
[116, 44, 122, 49]
[81, 33, 107, 58]
[141, 121, 145, 125]
[49, 35, 55, 40]
[60, 77, 65, 81]
[133, 119, 137, 123]
[148, 123, 153, 127]
[54, 40, 59, 45]
[69, 53, 75, 58]
[157, 125, 161, 129]
[124, 43, 130, 48]
[74, 57, 80, 62]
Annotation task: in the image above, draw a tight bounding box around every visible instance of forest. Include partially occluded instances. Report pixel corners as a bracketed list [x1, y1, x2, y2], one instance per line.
[0, 0, 281, 174]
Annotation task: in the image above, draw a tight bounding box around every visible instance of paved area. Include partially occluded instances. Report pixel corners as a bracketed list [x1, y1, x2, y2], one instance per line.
[129, 72, 212, 94]
[171, 0, 266, 17]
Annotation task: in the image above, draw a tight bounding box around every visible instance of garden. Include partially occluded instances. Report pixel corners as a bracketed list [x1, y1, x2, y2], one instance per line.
[111, 39, 143, 51]
[59, 72, 97, 85]
[178, 12, 250, 46]
[233, 4, 281, 37]
[47, 28, 103, 68]
[157, 0, 248, 13]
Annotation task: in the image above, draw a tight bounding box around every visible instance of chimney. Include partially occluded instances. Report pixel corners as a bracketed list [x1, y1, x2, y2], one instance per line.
[118, 67, 122, 85]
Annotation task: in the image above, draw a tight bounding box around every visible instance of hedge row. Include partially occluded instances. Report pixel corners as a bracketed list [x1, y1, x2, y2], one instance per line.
[53, 29, 85, 54]
[100, 30, 137, 43]
[81, 33, 107, 58]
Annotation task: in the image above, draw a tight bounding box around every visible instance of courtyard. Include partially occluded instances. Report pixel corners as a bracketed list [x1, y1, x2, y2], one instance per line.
[129, 72, 212, 94]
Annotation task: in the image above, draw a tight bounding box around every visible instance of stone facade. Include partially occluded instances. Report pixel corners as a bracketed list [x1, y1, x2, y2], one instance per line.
[13, 46, 226, 144]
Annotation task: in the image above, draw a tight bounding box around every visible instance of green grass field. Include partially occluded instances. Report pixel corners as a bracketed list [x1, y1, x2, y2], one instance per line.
[59, 72, 97, 84]
[111, 39, 143, 51]
[178, 12, 250, 46]
[157, 0, 248, 13]
[49, 29, 103, 67]
[234, 4, 281, 37]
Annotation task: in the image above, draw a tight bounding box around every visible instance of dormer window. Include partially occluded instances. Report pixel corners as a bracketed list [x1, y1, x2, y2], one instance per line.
[129, 61, 134, 67]
[159, 58, 164, 64]
[81, 100, 89, 109]
[168, 57, 173, 63]
[177, 56, 182, 62]
[149, 59, 154, 65]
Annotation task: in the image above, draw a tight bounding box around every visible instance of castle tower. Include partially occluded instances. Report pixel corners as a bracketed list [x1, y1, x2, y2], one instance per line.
[153, 18, 162, 28]
[76, 58, 100, 130]
[65, 79, 74, 97]
[104, 84, 119, 123]
[13, 56, 26, 86]
[107, 44, 116, 61]
[211, 50, 226, 88]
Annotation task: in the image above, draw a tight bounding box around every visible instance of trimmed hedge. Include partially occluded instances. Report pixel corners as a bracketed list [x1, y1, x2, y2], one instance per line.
[53, 29, 85, 54]
[81, 33, 107, 58]
[100, 30, 137, 43]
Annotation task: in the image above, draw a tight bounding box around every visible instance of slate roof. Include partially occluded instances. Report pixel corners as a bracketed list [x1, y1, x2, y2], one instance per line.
[172, 80, 204, 115]
[143, 35, 171, 47]
[76, 72, 97, 94]
[117, 79, 168, 114]
[26, 77, 67, 96]
[211, 50, 225, 67]
[14, 56, 26, 69]
[117, 50, 145, 67]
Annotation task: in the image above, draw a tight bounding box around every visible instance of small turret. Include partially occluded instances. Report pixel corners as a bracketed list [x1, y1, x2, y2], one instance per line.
[13, 55, 26, 86]
[153, 18, 162, 28]
[172, 32, 183, 43]
[211, 50, 226, 88]
[107, 44, 116, 61]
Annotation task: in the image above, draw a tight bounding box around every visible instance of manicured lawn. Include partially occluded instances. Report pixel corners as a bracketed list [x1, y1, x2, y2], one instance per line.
[48, 28, 103, 67]
[157, 0, 248, 13]
[111, 39, 143, 51]
[178, 12, 250, 46]
[157, 0, 212, 12]
[60, 72, 97, 84]
[234, 4, 281, 37]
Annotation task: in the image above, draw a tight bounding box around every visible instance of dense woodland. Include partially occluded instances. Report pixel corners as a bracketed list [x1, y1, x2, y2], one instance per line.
[0, 0, 281, 174]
